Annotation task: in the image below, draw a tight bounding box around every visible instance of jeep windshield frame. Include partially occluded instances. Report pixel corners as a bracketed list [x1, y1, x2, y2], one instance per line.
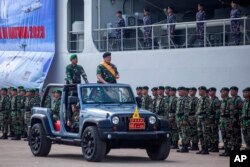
[79, 84, 136, 105]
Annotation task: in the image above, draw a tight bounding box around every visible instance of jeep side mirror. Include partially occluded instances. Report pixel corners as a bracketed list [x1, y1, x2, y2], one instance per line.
[68, 96, 79, 104]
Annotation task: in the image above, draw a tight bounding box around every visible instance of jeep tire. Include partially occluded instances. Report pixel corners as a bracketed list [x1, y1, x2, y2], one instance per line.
[29, 123, 52, 156]
[146, 139, 170, 161]
[81, 126, 106, 162]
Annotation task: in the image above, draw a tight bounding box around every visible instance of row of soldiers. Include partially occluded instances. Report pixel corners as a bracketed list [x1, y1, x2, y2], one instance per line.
[135, 86, 250, 156]
[0, 87, 41, 140]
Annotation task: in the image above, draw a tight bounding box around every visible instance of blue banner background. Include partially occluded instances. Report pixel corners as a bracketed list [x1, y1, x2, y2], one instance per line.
[0, 0, 55, 89]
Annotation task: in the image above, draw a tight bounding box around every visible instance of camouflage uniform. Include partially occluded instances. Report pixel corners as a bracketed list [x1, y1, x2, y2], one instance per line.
[24, 96, 40, 134]
[220, 97, 234, 155]
[52, 98, 61, 122]
[116, 16, 125, 50]
[209, 96, 221, 151]
[152, 96, 158, 113]
[196, 10, 206, 46]
[143, 15, 152, 49]
[141, 95, 153, 112]
[176, 96, 191, 152]
[44, 95, 52, 108]
[20, 94, 26, 136]
[230, 8, 241, 45]
[231, 96, 243, 150]
[168, 95, 179, 146]
[0, 94, 2, 131]
[0, 94, 11, 138]
[97, 63, 119, 84]
[196, 96, 211, 153]
[155, 95, 166, 116]
[189, 96, 199, 148]
[135, 96, 142, 108]
[11, 95, 22, 139]
[65, 64, 88, 84]
[241, 98, 250, 150]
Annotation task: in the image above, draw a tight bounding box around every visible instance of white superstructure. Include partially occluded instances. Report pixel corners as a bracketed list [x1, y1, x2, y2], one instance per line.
[46, 0, 250, 95]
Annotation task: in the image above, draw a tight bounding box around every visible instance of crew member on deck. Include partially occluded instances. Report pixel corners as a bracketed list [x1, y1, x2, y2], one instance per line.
[196, 4, 206, 46]
[96, 52, 119, 84]
[115, 10, 125, 50]
[230, 1, 241, 45]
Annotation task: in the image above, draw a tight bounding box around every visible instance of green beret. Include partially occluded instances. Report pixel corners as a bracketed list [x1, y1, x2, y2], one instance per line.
[189, 87, 197, 91]
[151, 87, 158, 91]
[220, 87, 229, 92]
[70, 54, 77, 61]
[12, 88, 17, 92]
[209, 87, 217, 92]
[142, 86, 149, 90]
[18, 86, 24, 89]
[170, 87, 177, 91]
[158, 86, 165, 90]
[27, 89, 35, 93]
[243, 87, 250, 92]
[103, 52, 111, 58]
[136, 87, 142, 90]
[198, 86, 207, 91]
[20, 89, 26, 93]
[165, 86, 171, 90]
[1, 88, 8, 91]
[35, 88, 40, 93]
[54, 90, 62, 95]
[177, 87, 185, 91]
[230, 86, 238, 91]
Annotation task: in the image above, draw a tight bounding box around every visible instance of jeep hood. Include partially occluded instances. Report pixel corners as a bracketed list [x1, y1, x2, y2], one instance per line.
[83, 106, 154, 117]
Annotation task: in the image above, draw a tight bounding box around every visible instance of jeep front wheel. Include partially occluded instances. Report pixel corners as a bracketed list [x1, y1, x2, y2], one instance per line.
[29, 123, 52, 156]
[146, 139, 170, 161]
[81, 126, 106, 162]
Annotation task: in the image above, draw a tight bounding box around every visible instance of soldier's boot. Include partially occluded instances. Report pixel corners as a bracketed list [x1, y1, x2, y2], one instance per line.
[201, 146, 209, 155]
[8, 131, 15, 138]
[11, 134, 21, 140]
[219, 147, 230, 156]
[171, 141, 179, 149]
[0, 133, 8, 139]
[211, 142, 219, 152]
[196, 145, 205, 154]
[190, 143, 199, 151]
[177, 144, 189, 153]
[21, 132, 27, 138]
[233, 145, 241, 152]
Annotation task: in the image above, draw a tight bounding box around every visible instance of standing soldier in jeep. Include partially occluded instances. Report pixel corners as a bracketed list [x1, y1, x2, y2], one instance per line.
[96, 52, 119, 84]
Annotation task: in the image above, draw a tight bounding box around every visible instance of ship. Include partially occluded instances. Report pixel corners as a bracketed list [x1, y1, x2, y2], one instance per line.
[44, 0, 250, 94]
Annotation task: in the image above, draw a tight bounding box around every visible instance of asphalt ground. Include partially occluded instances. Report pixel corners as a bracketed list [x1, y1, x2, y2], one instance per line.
[0, 138, 229, 167]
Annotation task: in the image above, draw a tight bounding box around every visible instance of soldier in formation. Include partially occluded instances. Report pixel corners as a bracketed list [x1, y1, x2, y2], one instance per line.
[241, 87, 250, 150]
[141, 86, 153, 111]
[151, 87, 158, 113]
[168, 87, 179, 149]
[208, 87, 221, 152]
[189, 87, 199, 151]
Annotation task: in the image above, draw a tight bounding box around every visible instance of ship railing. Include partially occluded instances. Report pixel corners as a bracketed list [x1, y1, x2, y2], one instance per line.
[93, 17, 250, 52]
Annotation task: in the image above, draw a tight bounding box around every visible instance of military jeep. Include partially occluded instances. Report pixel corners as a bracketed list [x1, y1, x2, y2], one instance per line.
[28, 83, 170, 162]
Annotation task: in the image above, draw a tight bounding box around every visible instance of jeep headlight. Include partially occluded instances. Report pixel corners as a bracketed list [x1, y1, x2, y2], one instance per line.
[112, 116, 119, 125]
[149, 116, 156, 124]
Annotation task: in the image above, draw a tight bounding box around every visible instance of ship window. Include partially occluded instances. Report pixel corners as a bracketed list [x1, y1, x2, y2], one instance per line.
[67, 0, 84, 53]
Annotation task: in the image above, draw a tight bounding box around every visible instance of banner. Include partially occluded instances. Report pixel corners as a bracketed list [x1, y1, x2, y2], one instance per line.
[0, 0, 55, 89]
